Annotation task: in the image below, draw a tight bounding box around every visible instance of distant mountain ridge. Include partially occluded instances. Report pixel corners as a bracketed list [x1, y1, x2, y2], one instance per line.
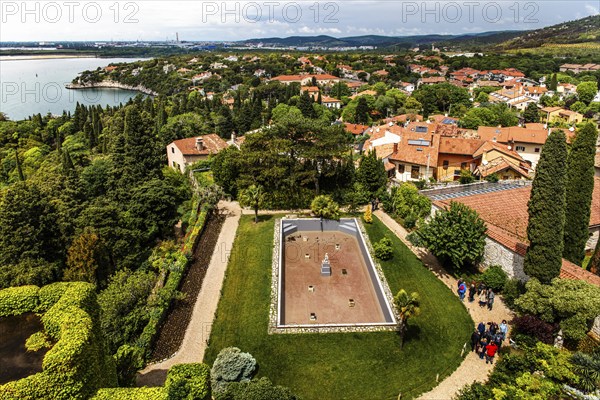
[240, 14, 600, 50]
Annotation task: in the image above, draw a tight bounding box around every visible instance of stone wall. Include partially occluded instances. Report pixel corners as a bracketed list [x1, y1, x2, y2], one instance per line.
[480, 237, 528, 282]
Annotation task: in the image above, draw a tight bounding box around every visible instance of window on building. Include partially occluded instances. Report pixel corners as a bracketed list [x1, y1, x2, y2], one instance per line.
[171, 147, 175, 153]
[461, 162, 467, 170]
[397, 164, 405, 174]
[411, 165, 420, 179]
[516, 146, 526, 152]
[534, 147, 540, 153]
[443, 160, 449, 169]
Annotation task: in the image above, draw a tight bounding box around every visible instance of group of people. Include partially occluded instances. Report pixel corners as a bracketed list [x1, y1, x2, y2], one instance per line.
[457, 280, 495, 310]
[471, 320, 508, 364]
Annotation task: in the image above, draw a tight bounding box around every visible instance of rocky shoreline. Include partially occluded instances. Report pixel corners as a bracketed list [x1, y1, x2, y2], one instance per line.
[65, 80, 157, 96]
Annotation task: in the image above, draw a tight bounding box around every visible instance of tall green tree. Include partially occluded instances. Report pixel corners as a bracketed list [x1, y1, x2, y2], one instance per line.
[563, 123, 599, 265]
[523, 102, 541, 123]
[524, 130, 568, 283]
[418, 202, 487, 268]
[577, 82, 598, 104]
[549, 73, 558, 91]
[356, 150, 387, 200]
[355, 96, 370, 124]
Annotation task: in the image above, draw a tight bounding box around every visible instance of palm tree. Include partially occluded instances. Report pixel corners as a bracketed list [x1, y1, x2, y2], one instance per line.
[394, 289, 420, 347]
[239, 184, 264, 223]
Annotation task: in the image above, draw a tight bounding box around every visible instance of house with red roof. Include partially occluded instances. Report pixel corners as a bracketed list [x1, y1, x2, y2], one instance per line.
[167, 134, 229, 173]
[428, 178, 600, 280]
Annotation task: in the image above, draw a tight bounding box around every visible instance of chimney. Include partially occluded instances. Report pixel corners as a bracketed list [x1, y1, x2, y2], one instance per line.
[195, 137, 204, 151]
[393, 142, 398, 153]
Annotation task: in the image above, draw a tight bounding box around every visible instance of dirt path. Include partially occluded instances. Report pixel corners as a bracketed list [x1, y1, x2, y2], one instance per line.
[136, 201, 241, 387]
[373, 210, 514, 400]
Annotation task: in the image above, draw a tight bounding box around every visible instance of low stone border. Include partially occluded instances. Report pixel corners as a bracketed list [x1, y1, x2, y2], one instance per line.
[268, 217, 400, 335]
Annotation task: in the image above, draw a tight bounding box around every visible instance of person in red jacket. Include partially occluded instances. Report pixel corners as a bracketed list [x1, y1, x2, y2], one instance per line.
[485, 341, 498, 364]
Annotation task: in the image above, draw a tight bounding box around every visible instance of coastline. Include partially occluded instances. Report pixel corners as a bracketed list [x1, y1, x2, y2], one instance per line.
[65, 80, 158, 96]
[0, 54, 97, 61]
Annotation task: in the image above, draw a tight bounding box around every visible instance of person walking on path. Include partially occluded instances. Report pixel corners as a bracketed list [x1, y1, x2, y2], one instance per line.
[499, 320, 508, 341]
[468, 283, 476, 302]
[471, 329, 481, 352]
[478, 289, 487, 307]
[478, 337, 488, 359]
[477, 321, 486, 337]
[487, 289, 495, 310]
[485, 341, 498, 364]
[458, 280, 467, 302]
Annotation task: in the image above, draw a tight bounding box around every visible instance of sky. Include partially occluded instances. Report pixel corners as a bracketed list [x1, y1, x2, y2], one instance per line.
[1, 1, 599, 42]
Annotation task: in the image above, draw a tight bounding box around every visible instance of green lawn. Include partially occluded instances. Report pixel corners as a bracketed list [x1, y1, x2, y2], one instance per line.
[204, 215, 473, 400]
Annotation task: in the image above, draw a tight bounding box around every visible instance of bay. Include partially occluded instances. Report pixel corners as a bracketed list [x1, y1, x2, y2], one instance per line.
[0, 57, 149, 121]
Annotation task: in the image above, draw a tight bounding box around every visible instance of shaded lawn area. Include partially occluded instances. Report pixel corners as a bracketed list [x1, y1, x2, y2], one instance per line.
[204, 214, 473, 400]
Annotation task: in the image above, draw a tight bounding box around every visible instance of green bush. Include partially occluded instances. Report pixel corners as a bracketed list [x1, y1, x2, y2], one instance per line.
[115, 344, 145, 387]
[92, 387, 167, 400]
[373, 237, 394, 260]
[166, 363, 211, 400]
[37, 282, 70, 312]
[25, 331, 52, 352]
[480, 266, 508, 292]
[502, 278, 526, 309]
[0, 285, 40, 317]
[211, 347, 257, 395]
[217, 377, 298, 400]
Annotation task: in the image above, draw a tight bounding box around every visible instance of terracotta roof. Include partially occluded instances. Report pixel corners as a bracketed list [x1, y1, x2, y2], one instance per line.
[384, 161, 396, 171]
[419, 77, 446, 84]
[321, 95, 340, 103]
[172, 134, 228, 156]
[350, 90, 377, 99]
[429, 114, 459, 124]
[472, 141, 524, 161]
[541, 106, 563, 113]
[385, 114, 423, 123]
[389, 133, 440, 166]
[477, 126, 550, 145]
[438, 137, 484, 155]
[301, 86, 319, 92]
[476, 157, 530, 178]
[560, 259, 600, 287]
[343, 123, 369, 135]
[434, 177, 600, 254]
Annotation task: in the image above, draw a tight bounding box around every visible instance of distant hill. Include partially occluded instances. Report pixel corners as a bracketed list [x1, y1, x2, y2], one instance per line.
[241, 31, 524, 48]
[496, 14, 600, 50]
[240, 15, 600, 51]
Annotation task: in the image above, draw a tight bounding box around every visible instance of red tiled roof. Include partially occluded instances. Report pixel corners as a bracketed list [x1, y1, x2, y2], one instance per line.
[476, 157, 530, 178]
[434, 177, 600, 254]
[343, 123, 369, 135]
[172, 134, 228, 156]
[560, 259, 600, 287]
[389, 133, 440, 166]
[438, 137, 484, 155]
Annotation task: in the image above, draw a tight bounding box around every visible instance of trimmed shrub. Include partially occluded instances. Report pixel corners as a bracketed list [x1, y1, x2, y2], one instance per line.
[37, 282, 70, 312]
[25, 331, 52, 352]
[92, 387, 167, 400]
[165, 363, 211, 400]
[513, 314, 559, 345]
[211, 347, 257, 395]
[373, 237, 393, 260]
[0, 285, 39, 317]
[115, 344, 145, 387]
[217, 377, 298, 400]
[502, 278, 526, 309]
[480, 266, 508, 292]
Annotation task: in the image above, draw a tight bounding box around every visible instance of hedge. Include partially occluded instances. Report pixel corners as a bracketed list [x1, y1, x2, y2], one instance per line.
[91, 363, 211, 400]
[92, 387, 168, 400]
[135, 203, 211, 360]
[0, 285, 39, 317]
[0, 282, 117, 399]
[165, 363, 211, 400]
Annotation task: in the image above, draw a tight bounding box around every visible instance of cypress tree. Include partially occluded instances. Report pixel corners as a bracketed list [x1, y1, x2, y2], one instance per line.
[524, 129, 568, 283]
[356, 97, 370, 124]
[549, 73, 558, 91]
[356, 150, 387, 200]
[563, 123, 599, 265]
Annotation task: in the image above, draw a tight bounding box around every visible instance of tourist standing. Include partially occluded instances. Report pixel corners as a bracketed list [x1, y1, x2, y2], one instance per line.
[478, 289, 487, 307]
[471, 329, 480, 352]
[477, 321, 486, 337]
[458, 280, 467, 302]
[479, 337, 488, 359]
[468, 283, 476, 302]
[487, 289, 495, 310]
[485, 341, 498, 364]
[499, 320, 508, 341]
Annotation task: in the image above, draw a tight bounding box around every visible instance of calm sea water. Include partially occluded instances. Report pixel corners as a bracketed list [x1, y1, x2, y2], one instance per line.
[0, 57, 148, 121]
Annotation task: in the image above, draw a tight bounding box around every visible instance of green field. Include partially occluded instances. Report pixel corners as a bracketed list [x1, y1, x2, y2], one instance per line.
[204, 215, 473, 400]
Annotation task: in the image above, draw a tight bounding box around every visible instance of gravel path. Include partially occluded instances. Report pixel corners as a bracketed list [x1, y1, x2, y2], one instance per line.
[136, 201, 241, 387]
[374, 209, 514, 400]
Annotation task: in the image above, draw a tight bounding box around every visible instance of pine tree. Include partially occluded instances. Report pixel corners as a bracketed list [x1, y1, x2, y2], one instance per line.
[523, 102, 540, 123]
[356, 97, 369, 124]
[299, 91, 315, 118]
[563, 123, 599, 265]
[524, 130, 568, 283]
[549, 73, 558, 91]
